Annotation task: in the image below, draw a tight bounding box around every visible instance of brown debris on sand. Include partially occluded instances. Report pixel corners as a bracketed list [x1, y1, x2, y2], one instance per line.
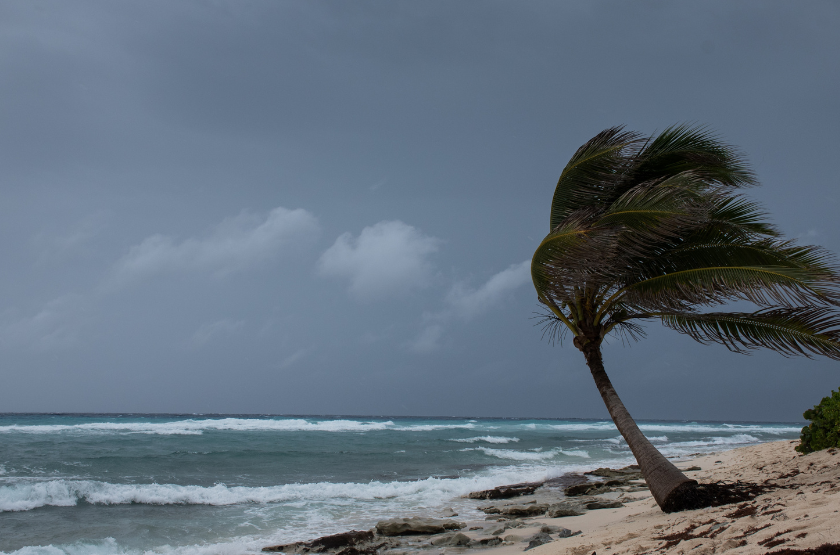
[766, 543, 840, 555]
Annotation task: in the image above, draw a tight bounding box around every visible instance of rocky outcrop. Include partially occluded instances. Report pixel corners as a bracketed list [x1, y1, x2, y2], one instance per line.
[585, 500, 624, 510]
[466, 482, 542, 500]
[541, 525, 576, 538]
[375, 517, 464, 536]
[564, 482, 602, 496]
[546, 502, 586, 517]
[482, 523, 507, 536]
[263, 530, 376, 553]
[430, 532, 471, 546]
[524, 532, 554, 551]
[499, 503, 549, 516]
[585, 465, 642, 481]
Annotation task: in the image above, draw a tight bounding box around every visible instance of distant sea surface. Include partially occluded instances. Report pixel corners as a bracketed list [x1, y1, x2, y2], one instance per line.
[0, 414, 801, 555]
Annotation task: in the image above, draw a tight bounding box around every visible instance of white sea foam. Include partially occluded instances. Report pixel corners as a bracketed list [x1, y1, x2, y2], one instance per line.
[461, 447, 589, 461]
[545, 422, 799, 434]
[665, 434, 761, 448]
[0, 461, 593, 514]
[0, 537, 263, 555]
[0, 418, 487, 436]
[0, 419, 398, 436]
[449, 436, 519, 444]
[0, 418, 800, 436]
[391, 423, 478, 431]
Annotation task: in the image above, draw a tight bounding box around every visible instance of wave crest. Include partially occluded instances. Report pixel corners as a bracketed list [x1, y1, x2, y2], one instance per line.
[449, 436, 519, 444]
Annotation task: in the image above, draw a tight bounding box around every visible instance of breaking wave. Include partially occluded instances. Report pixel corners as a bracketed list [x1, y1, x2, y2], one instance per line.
[449, 436, 519, 444]
[0, 418, 483, 436]
[0, 463, 583, 514]
[460, 447, 589, 461]
[0, 417, 799, 437]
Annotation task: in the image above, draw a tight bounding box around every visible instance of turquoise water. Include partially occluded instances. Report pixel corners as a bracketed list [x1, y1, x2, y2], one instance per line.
[0, 414, 801, 554]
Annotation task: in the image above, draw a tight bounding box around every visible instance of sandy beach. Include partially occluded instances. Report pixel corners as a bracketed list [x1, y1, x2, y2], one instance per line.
[268, 440, 840, 555]
[523, 441, 840, 555]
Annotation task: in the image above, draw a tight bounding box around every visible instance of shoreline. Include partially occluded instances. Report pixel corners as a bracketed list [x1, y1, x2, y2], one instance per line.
[267, 440, 840, 555]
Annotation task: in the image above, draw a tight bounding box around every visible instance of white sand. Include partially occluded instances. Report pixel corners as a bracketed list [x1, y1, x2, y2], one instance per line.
[504, 440, 840, 554]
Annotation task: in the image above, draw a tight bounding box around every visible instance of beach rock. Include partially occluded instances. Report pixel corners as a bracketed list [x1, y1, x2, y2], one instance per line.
[594, 491, 623, 501]
[585, 465, 640, 478]
[375, 517, 464, 536]
[335, 547, 379, 555]
[524, 533, 553, 551]
[546, 503, 585, 518]
[310, 530, 375, 551]
[440, 507, 458, 517]
[483, 524, 507, 536]
[479, 505, 501, 514]
[585, 500, 624, 510]
[540, 525, 572, 537]
[262, 530, 375, 553]
[564, 482, 598, 496]
[503, 534, 524, 543]
[430, 533, 471, 547]
[467, 482, 542, 500]
[470, 537, 503, 547]
[500, 503, 548, 516]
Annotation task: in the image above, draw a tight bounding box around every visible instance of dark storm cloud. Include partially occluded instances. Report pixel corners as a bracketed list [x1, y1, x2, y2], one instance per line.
[0, 0, 838, 419]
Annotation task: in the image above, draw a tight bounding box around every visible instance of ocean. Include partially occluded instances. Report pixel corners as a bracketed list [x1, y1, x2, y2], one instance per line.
[0, 414, 802, 555]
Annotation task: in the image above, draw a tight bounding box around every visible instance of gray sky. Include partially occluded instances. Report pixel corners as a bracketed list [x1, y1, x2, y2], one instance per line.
[1, 0, 838, 421]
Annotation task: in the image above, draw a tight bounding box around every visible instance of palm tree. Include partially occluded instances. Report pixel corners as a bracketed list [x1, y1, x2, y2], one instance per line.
[531, 125, 840, 512]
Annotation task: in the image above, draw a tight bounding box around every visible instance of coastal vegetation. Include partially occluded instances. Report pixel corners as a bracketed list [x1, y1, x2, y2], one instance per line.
[531, 124, 840, 512]
[796, 388, 840, 454]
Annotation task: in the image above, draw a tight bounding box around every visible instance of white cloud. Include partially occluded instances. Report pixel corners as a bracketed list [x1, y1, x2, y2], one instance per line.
[192, 319, 245, 345]
[109, 206, 319, 287]
[446, 261, 531, 319]
[318, 220, 439, 300]
[407, 261, 531, 354]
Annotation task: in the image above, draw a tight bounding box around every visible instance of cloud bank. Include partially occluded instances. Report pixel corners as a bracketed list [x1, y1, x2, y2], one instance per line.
[318, 220, 440, 300]
[109, 207, 319, 286]
[446, 261, 531, 320]
[409, 261, 532, 353]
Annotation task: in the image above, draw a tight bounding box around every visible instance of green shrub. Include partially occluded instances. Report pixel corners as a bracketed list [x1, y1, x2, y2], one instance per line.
[796, 388, 840, 454]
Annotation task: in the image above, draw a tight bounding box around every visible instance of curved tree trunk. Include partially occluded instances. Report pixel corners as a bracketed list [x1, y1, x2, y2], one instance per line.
[580, 342, 696, 511]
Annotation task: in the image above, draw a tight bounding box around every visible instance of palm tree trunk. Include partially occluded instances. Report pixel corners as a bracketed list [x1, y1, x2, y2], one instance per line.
[580, 342, 696, 511]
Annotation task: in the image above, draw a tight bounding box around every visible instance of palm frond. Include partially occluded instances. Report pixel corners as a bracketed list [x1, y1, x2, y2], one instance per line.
[667, 240, 839, 275]
[622, 265, 840, 311]
[532, 215, 622, 304]
[533, 124, 840, 366]
[706, 195, 778, 238]
[631, 124, 757, 189]
[594, 172, 710, 249]
[660, 308, 840, 360]
[532, 307, 570, 346]
[550, 126, 642, 230]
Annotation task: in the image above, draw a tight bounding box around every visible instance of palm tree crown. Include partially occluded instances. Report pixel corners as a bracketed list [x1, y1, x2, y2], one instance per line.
[531, 125, 840, 512]
[533, 124, 840, 359]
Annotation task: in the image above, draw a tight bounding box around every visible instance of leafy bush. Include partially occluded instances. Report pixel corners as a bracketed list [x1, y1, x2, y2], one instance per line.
[796, 388, 840, 454]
